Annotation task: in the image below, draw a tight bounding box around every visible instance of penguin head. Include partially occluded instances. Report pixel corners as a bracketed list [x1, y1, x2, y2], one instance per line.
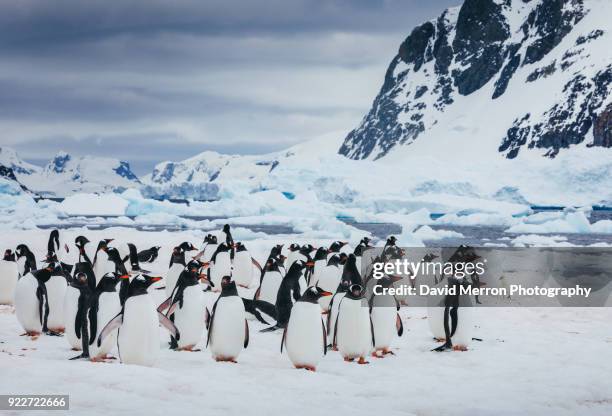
[97, 238, 113, 252]
[15, 244, 29, 257]
[314, 247, 328, 261]
[75, 235, 90, 248]
[98, 273, 120, 290]
[349, 284, 365, 298]
[235, 242, 246, 252]
[288, 243, 300, 252]
[386, 236, 397, 246]
[338, 253, 349, 265]
[187, 260, 202, 273]
[220, 276, 238, 295]
[222, 224, 231, 233]
[179, 241, 197, 252]
[141, 274, 163, 287]
[361, 237, 371, 246]
[3, 249, 15, 261]
[152, 246, 161, 253]
[329, 241, 348, 253]
[300, 286, 333, 303]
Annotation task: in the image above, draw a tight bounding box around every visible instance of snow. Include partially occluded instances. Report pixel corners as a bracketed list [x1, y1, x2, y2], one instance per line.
[506, 211, 612, 235]
[59, 194, 130, 217]
[1, 228, 611, 415]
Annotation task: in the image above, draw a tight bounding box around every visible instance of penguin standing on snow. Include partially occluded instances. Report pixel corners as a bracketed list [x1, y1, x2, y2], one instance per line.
[282, 286, 332, 371]
[232, 242, 260, 288]
[370, 274, 403, 357]
[260, 260, 307, 332]
[15, 244, 36, 276]
[158, 260, 208, 351]
[88, 273, 122, 361]
[68, 272, 94, 360]
[198, 235, 219, 263]
[206, 277, 249, 363]
[97, 274, 179, 366]
[166, 242, 197, 297]
[255, 258, 284, 305]
[334, 284, 374, 364]
[327, 241, 348, 260]
[316, 253, 347, 311]
[310, 247, 329, 286]
[209, 243, 232, 291]
[14, 263, 55, 336]
[0, 249, 19, 305]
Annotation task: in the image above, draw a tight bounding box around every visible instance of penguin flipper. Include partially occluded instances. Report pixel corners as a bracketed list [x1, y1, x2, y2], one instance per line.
[280, 327, 287, 354]
[97, 313, 123, 347]
[321, 318, 327, 355]
[244, 320, 249, 349]
[205, 307, 211, 330]
[158, 312, 180, 341]
[396, 313, 404, 337]
[369, 315, 376, 348]
[206, 300, 219, 348]
[251, 257, 262, 273]
[157, 296, 173, 313]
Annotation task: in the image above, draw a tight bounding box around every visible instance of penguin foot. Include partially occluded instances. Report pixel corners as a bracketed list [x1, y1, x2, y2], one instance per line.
[343, 357, 354, 362]
[382, 349, 395, 356]
[215, 356, 238, 363]
[452, 345, 468, 352]
[331, 346, 338, 351]
[71, 347, 80, 351]
[371, 352, 383, 359]
[357, 357, 369, 365]
[69, 353, 90, 360]
[90, 356, 106, 363]
[433, 337, 446, 343]
[432, 342, 452, 352]
[45, 331, 63, 337]
[21, 331, 41, 337]
[295, 365, 316, 372]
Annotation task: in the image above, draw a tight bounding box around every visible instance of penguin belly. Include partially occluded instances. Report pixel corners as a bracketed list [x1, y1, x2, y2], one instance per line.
[427, 307, 446, 340]
[209, 297, 246, 361]
[0, 260, 19, 305]
[258, 271, 283, 305]
[232, 251, 253, 288]
[93, 253, 114, 284]
[173, 286, 206, 349]
[16, 257, 26, 277]
[63, 286, 82, 350]
[316, 266, 341, 311]
[210, 252, 231, 291]
[45, 275, 68, 332]
[336, 298, 372, 359]
[371, 307, 397, 351]
[202, 243, 218, 263]
[90, 292, 121, 358]
[285, 302, 325, 369]
[311, 260, 327, 286]
[165, 264, 184, 298]
[118, 295, 160, 366]
[14, 274, 43, 334]
[327, 292, 345, 344]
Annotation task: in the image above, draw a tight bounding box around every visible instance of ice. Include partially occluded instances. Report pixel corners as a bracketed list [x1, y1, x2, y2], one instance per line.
[59, 193, 129, 216]
[506, 211, 612, 234]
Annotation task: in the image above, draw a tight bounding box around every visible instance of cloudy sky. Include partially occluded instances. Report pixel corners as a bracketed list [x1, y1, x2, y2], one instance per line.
[0, 0, 457, 174]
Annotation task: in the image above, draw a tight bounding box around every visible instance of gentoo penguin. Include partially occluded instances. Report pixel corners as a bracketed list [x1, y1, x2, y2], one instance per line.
[158, 260, 208, 351]
[199, 235, 219, 263]
[97, 274, 179, 366]
[166, 242, 196, 297]
[354, 237, 372, 271]
[15, 244, 36, 276]
[255, 258, 284, 305]
[221, 224, 234, 247]
[284, 244, 302, 268]
[206, 277, 249, 362]
[334, 284, 374, 364]
[316, 254, 346, 311]
[370, 275, 403, 357]
[431, 247, 477, 352]
[0, 249, 19, 305]
[310, 247, 329, 286]
[138, 246, 161, 264]
[209, 243, 232, 291]
[14, 263, 55, 336]
[282, 286, 332, 371]
[42, 259, 68, 334]
[261, 261, 307, 332]
[232, 242, 256, 288]
[64, 270, 89, 350]
[327, 278, 349, 347]
[68, 272, 93, 360]
[88, 273, 121, 361]
[327, 241, 348, 260]
[93, 239, 115, 282]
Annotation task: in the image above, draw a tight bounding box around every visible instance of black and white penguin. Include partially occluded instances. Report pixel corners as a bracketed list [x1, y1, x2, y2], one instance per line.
[327, 278, 349, 348]
[68, 272, 94, 360]
[97, 274, 179, 366]
[15, 244, 36, 276]
[284, 243, 302, 267]
[315, 254, 346, 311]
[327, 241, 348, 260]
[334, 284, 374, 364]
[138, 246, 161, 264]
[158, 260, 207, 351]
[310, 247, 329, 286]
[261, 260, 307, 332]
[354, 237, 372, 271]
[206, 277, 249, 362]
[14, 263, 55, 336]
[209, 243, 232, 291]
[166, 242, 196, 298]
[255, 258, 284, 305]
[64, 270, 91, 351]
[0, 249, 19, 305]
[282, 286, 332, 371]
[232, 242, 257, 288]
[88, 273, 122, 361]
[41, 258, 68, 334]
[93, 239, 115, 282]
[370, 275, 403, 357]
[199, 234, 219, 263]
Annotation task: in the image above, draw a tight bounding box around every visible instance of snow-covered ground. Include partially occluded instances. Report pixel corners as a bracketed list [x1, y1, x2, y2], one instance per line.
[1, 229, 612, 415]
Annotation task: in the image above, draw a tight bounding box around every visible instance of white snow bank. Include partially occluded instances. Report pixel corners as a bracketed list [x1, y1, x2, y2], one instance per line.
[506, 211, 612, 234]
[59, 193, 129, 216]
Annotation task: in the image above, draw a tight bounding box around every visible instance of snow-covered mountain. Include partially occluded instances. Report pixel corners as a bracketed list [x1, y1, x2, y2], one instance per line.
[339, 0, 611, 161]
[0, 147, 141, 197]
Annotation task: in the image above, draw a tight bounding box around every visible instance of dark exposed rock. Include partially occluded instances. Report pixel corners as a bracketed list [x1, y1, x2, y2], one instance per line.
[526, 61, 557, 82]
[591, 104, 612, 148]
[399, 22, 435, 72]
[576, 29, 603, 45]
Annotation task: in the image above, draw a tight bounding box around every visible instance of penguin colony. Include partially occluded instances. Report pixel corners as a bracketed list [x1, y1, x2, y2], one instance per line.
[0, 226, 478, 371]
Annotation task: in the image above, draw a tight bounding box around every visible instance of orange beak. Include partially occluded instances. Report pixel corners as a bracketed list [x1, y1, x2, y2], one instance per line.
[151, 276, 163, 283]
[321, 290, 333, 297]
[119, 274, 130, 280]
[306, 261, 315, 267]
